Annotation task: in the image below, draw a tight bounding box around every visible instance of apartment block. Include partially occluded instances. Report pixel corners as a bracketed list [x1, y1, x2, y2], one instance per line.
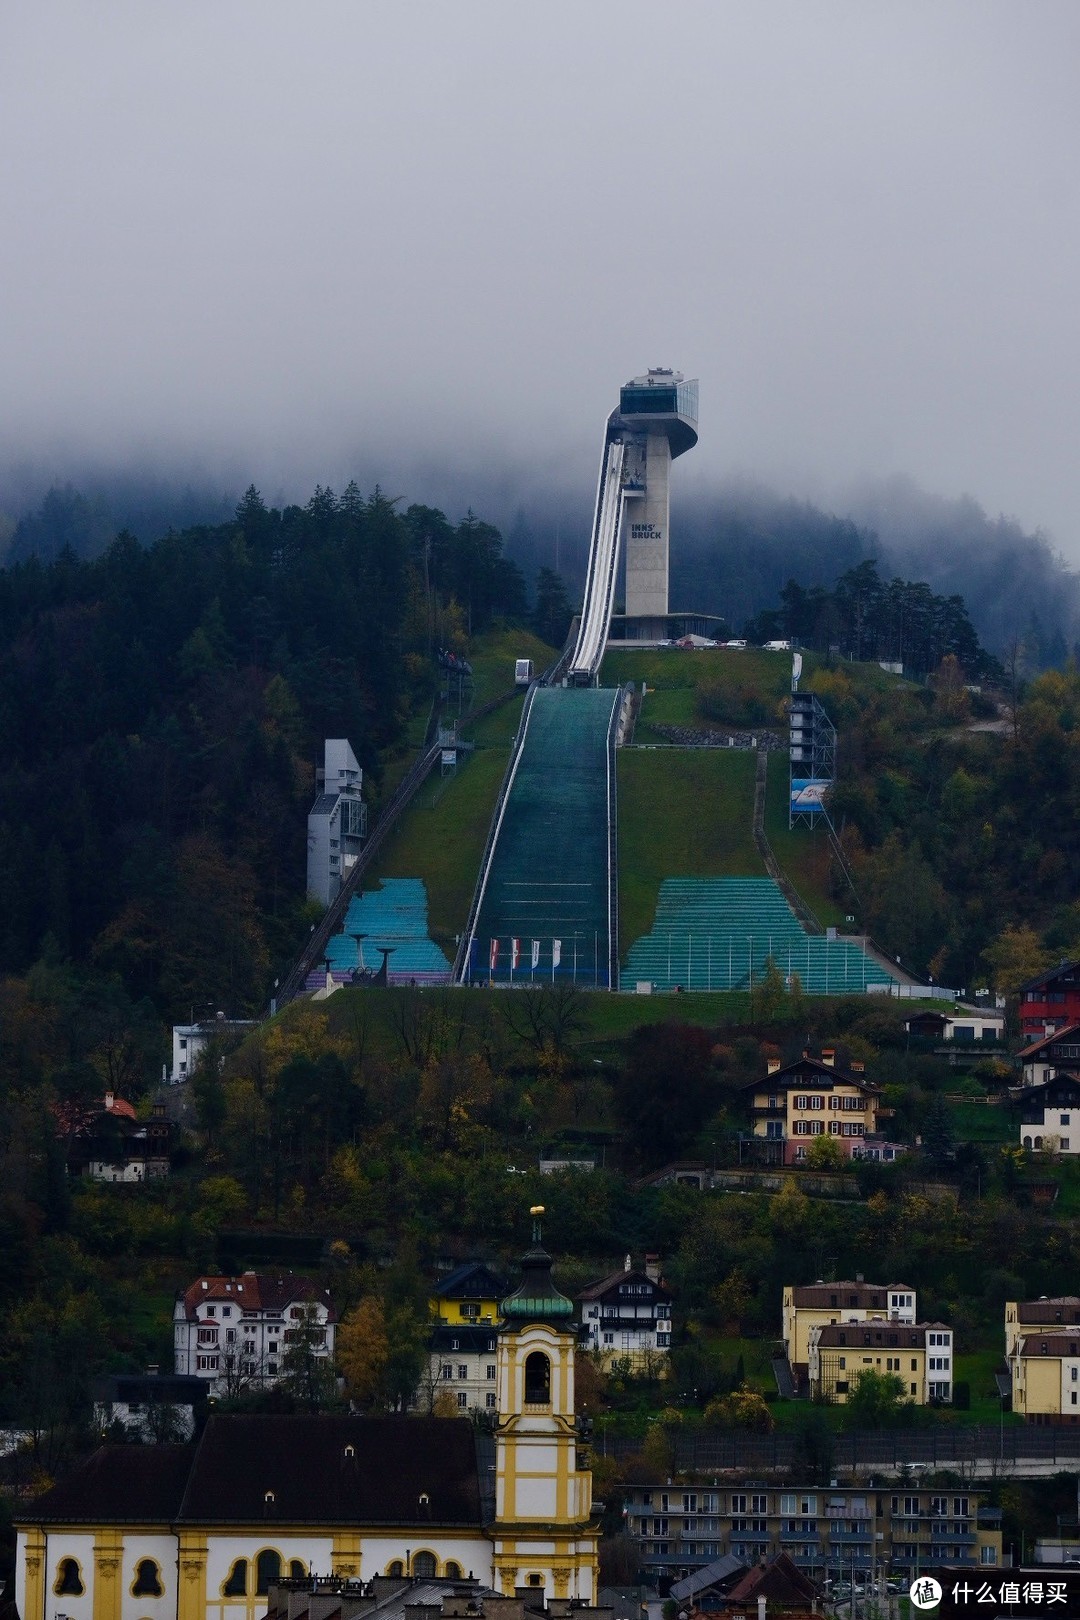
[782, 1281, 916, 1383]
[621, 1482, 1002, 1581]
[808, 1321, 953, 1405]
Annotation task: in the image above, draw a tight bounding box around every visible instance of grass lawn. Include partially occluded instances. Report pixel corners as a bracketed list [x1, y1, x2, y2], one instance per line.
[949, 1100, 1014, 1145]
[467, 628, 558, 707]
[361, 744, 511, 951]
[763, 751, 848, 928]
[465, 692, 526, 747]
[618, 748, 762, 955]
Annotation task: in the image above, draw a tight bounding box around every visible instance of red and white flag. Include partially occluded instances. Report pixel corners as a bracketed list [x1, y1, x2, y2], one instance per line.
[511, 937, 521, 970]
[489, 938, 499, 971]
[552, 938, 562, 968]
[531, 939, 541, 970]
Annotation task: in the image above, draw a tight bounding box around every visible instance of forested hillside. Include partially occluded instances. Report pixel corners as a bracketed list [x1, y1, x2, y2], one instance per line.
[8, 470, 1078, 667]
[0, 485, 526, 1017]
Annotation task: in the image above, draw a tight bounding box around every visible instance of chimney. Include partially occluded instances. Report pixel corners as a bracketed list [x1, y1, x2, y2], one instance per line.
[850, 1060, 865, 1074]
[104, 1090, 115, 1110]
[147, 1363, 159, 1377]
[624, 1254, 632, 1272]
[766, 1056, 781, 1076]
[644, 1254, 661, 1283]
[821, 1049, 835, 1067]
[757, 1597, 766, 1620]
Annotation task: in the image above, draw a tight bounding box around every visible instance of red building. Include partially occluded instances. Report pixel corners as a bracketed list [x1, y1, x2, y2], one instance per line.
[1018, 961, 1080, 1037]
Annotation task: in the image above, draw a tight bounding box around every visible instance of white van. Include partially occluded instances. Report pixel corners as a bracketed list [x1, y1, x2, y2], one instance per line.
[763, 639, 792, 651]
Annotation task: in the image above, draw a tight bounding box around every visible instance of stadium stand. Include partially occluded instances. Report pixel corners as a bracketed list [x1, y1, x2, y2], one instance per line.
[624, 876, 899, 994]
[304, 878, 452, 990]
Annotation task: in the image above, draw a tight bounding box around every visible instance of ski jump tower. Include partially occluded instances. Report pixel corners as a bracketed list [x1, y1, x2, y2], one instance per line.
[565, 369, 698, 684]
[620, 369, 698, 631]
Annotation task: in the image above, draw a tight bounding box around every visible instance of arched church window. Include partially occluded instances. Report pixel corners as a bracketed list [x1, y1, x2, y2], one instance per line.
[386, 1562, 404, 1578]
[445, 1563, 463, 1579]
[412, 1552, 437, 1578]
[289, 1561, 307, 1580]
[132, 1560, 163, 1596]
[55, 1559, 84, 1596]
[255, 1550, 282, 1595]
[223, 1559, 248, 1596]
[524, 1350, 551, 1405]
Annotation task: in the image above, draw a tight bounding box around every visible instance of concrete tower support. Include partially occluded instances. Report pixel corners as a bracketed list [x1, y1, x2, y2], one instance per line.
[624, 429, 671, 619]
[616, 369, 698, 626]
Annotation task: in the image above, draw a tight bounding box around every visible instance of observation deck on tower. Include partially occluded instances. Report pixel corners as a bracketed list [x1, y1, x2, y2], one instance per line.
[616, 369, 698, 626]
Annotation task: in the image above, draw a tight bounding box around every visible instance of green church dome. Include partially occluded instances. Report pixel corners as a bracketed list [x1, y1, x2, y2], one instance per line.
[501, 1208, 574, 1324]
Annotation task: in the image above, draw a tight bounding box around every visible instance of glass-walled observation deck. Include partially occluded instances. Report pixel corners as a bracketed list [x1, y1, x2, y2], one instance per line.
[620, 376, 698, 423]
[618, 370, 698, 457]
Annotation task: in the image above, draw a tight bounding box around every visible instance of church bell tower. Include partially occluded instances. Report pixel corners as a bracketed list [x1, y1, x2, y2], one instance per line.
[491, 1208, 599, 1601]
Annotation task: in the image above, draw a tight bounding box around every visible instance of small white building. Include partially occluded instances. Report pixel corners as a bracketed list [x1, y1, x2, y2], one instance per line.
[173, 1273, 337, 1395]
[904, 1005, 1006, 1044]
[307, 738, 367, 908]
[1020, 1074, 1080, 1155]
[423, 1326, 501, 1415]
[577, 1256, 672, 1369]
[170, 1015, 259, 1084]
[92, 1372, 207, 1441]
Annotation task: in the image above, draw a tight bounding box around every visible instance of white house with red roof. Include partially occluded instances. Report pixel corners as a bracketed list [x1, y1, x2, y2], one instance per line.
[173, 1272, 337, 1395]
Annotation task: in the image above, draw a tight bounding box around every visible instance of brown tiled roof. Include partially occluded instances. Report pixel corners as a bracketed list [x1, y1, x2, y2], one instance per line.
[18, 1416, 483, 1529]
[1015, 1297, 1080, 1323]
[578, 1268, 671, 1302]
[724, 1553, 817, 1604]
[1017, 961, 1080, 995]
[812, 1320, 949, 1349]
[1017, 1025, 1080, 1059]
[177, 1414, 482, 1525]
[788, 1281, 913, 1308]
[1016, 1331, 1080, 1357]
[15, 1445, 193, 1524]
[180, 1273, 337, 1321]
[743, 1055, 880, 1095]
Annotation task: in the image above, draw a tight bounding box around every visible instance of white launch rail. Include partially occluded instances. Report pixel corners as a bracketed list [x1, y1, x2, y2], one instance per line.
[567, 426, 626, 682]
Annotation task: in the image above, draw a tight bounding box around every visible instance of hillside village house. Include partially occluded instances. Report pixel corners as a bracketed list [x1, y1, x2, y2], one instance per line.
[1011, 1331, 1080, 1423]
[743, 1052, 882, 1165]
[904, 1005, 1005, 1045]
[422, 1262, 504, 1414]
[577, 1256, 672, 1370]
[1018, 1073, 1080, 1154]
[807, 1320, 953, 1405]
[93, 1371, 208, 1442]
[782, 1281, 917, 1390]
[64, 1093, 173, 1183]
[16, 1233, 601, 1620]
[1018, 961, 1080, 1038]
[1005, 1297, 1080, 1358]
[621, 1481, 1002, 1581]
[170, 1015, 260, 1084]
[1006, 1297, 1080, 1422]
[174, 1273, 337, 1395]
[1018, 1025, 1080, 1087]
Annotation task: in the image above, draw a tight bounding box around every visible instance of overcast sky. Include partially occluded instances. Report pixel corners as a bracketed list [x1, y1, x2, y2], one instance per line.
[2, 2, 1078, 549]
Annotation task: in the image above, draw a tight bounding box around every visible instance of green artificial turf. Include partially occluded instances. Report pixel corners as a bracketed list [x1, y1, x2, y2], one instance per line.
[362, 745, 512, 951]
[617, 748, 762, 955]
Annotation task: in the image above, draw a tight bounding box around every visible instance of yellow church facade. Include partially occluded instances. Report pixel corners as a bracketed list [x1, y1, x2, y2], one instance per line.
[16, 1230, 598, 1620]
